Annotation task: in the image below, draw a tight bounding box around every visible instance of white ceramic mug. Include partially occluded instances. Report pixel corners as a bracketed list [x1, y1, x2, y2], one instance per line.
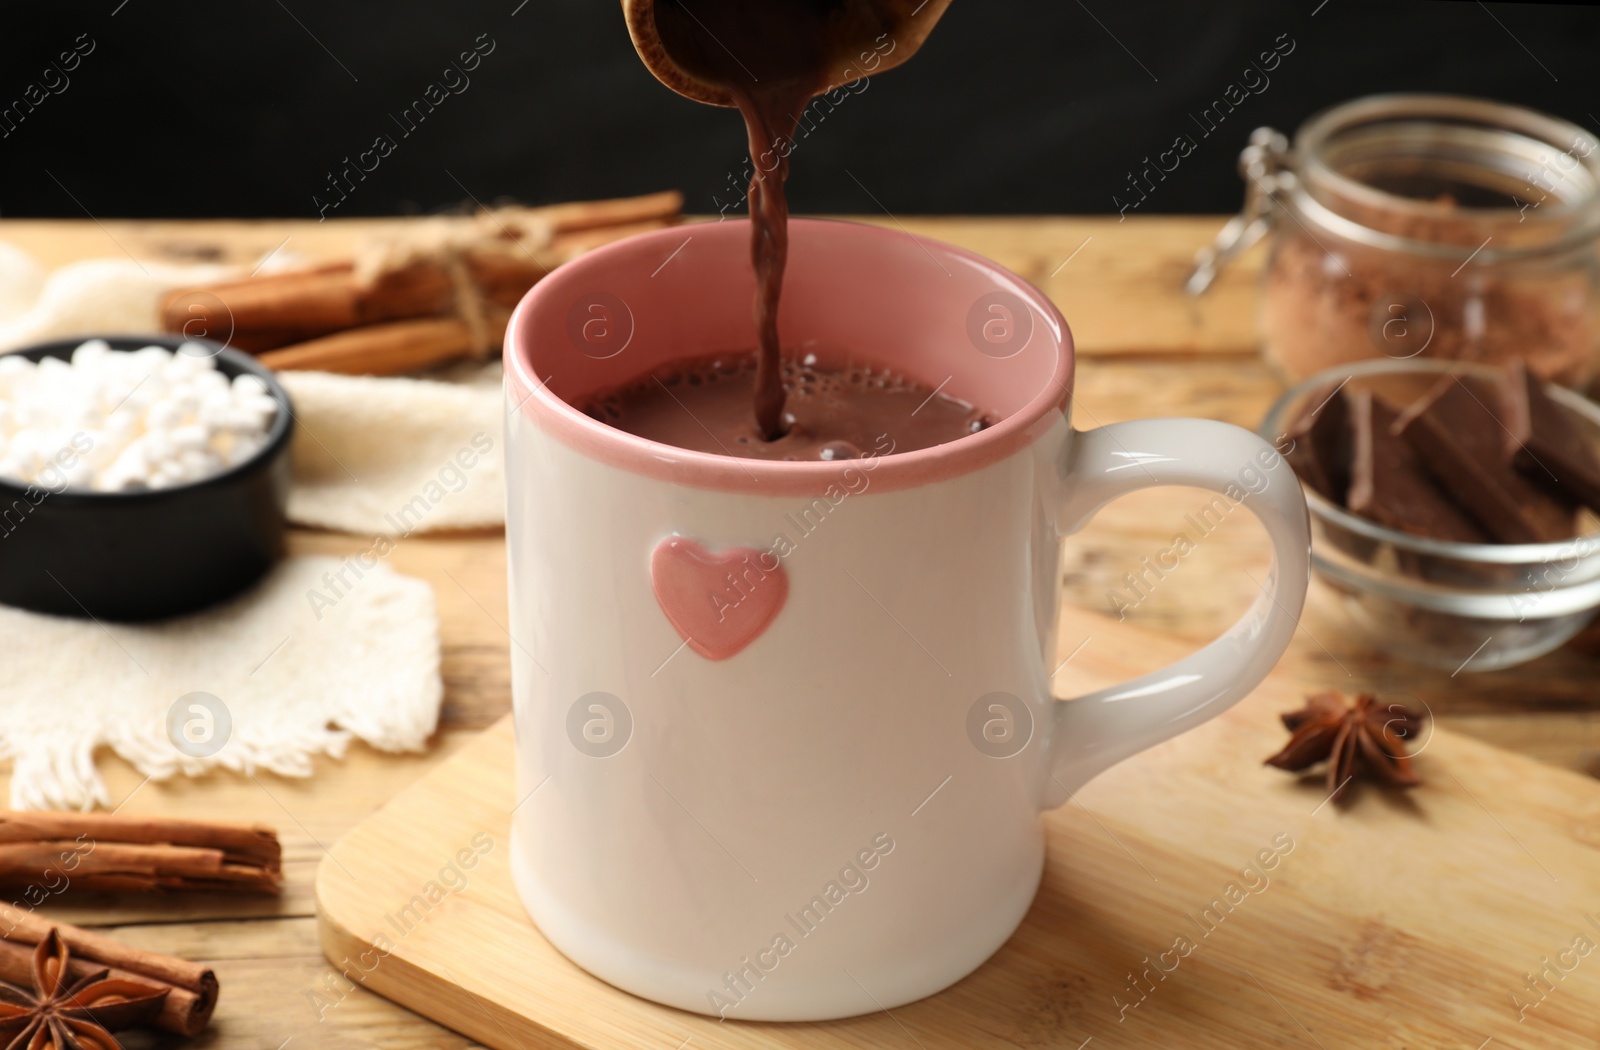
[503, 219, 1310, 1021]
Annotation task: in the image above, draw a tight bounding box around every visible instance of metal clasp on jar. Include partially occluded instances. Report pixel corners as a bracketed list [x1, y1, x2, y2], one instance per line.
[1184, 127, 1291, 296]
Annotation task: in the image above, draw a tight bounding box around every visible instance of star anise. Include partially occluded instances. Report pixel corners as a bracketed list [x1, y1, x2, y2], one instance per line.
[1265, 691, 1427, 804]
[0, 928, 168, 1050]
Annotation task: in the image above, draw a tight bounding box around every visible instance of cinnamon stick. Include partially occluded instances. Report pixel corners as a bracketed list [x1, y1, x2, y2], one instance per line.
[0, 843, 278, 894]
[0, 813, 279, 860]
[258, 310, 511, 375]
[463, 251, 557, 305]
[162, 265, 366, 341]
[0, 812, 280, 896]
[532, 189, 683, 235]
[0, 903, 217, 1037]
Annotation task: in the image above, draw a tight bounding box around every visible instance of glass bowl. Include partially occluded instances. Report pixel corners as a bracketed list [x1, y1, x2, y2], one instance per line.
[1260, 358, 1600, 671]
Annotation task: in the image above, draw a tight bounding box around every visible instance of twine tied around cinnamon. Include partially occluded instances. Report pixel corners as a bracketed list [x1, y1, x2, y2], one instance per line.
[352, 209, 556, 361]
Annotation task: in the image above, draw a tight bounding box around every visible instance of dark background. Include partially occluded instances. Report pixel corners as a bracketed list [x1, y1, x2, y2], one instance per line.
[3, 1, 1596, 219]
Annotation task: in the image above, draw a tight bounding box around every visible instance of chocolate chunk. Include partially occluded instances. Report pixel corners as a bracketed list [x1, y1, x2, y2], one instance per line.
[1393, 374, 1576, 544]
[1347, 390, 1489, 543]
[1500, 359, 1600, 514]
[1284, 381, 1353, 503]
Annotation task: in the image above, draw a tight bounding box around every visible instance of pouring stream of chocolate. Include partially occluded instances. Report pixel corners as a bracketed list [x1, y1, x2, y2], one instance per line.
[651, 0, 915, 439]
[735, 82, 808, 440]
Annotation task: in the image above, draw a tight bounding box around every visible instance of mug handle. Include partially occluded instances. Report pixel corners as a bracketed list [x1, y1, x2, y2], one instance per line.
[1045, 419, 1311, 802]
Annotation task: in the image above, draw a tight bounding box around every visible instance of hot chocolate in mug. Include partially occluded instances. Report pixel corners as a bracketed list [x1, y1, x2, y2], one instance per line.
[503, 219, 1310, 1021]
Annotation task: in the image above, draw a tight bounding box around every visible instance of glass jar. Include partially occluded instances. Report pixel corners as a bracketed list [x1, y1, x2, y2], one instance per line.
[1189, 94, 1600, 388]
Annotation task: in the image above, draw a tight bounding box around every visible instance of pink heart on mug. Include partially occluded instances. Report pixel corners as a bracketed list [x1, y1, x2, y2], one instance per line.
[650, 537, 788, 661]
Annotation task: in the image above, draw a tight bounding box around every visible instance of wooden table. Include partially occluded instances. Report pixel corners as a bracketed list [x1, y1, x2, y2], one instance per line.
[1, 215, 1596, 1048]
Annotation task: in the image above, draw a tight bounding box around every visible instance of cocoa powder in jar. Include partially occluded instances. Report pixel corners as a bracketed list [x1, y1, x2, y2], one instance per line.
[1261, 226, 1598, 387]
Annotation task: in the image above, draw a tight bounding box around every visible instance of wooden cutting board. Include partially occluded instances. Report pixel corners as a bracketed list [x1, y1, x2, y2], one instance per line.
[316, 604, 1600, 1049]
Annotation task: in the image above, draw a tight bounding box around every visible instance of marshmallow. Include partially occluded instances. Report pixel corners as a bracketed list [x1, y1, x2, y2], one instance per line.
[0, 342, 279, 491]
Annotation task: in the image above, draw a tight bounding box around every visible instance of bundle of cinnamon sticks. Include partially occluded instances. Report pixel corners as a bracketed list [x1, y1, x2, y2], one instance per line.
[0, 811, 281, 895]
[161, 190, 683, 376]
[0, 812, 278, 1039]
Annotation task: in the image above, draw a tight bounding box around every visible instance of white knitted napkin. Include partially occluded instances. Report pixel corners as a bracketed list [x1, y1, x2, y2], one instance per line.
[279, 366, 504, 536]
[0, 247, 509, 537]
[0, 254, 236, 350]
[0, 556, 442, 811]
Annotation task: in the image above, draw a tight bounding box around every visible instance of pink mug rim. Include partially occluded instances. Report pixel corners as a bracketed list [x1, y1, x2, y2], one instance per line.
[505, 218, 1074, 496]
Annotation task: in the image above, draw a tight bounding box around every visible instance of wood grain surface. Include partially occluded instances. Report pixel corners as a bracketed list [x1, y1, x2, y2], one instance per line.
[0, 215, 1595, 1048]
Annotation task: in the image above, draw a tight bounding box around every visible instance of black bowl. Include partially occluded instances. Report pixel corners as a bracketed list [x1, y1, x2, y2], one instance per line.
[0, 335, 293, 621]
